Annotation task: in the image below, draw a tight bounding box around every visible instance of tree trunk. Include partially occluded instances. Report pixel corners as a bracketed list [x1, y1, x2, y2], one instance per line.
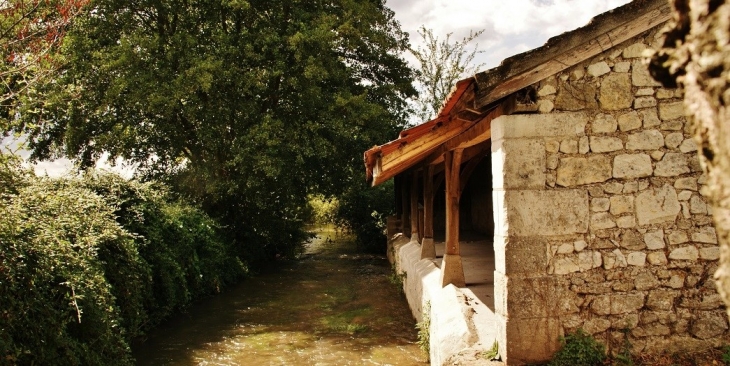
[650, 0, 730, 315]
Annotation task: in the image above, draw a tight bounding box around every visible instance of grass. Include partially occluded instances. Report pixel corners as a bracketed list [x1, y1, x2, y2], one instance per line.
[416, 301, 431, 358]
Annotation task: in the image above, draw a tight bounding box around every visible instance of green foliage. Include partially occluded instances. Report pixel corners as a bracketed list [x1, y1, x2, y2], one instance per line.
[549, 329, 606, 366]
[722, 345, 730, 365]
[306, 194, 339, 226]
[416, 301, 431, 358]
[335, 179, 395, 252]
[482, 341, 499, 361]
[0, 160, 246, 363]
[613, 328, 633, 366]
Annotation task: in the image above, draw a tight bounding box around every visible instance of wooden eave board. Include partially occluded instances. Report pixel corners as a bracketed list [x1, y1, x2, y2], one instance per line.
[473, 0, 671, 108]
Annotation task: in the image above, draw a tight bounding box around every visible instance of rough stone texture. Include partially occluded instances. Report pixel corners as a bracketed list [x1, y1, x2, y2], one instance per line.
[690, 311, 728, 339]
[591, 212, 617, 230]
[635, 185, 681, 226]
[618, 111, 642, 131]
[613, 154, 653, 179]
[669, 246, 699, 261]
[557, 156, 612, 187]
[668, 230, 689, 245]
[658, 101, 685, 121]
[593, 114, 617, 133]
[538, 84, 557, 96]
[648, 252, 668, 265]
[628, 252, 647, 266]
[587, 61, 611, 77]
[560, 139, 578, 154]
[556, 81, 598, 111]
[599, 73, 633, 110]
[614, 61, 631, 73]
[675, 177, 698, 191]
[623, 43, 649, 58]
[579, 136, 589, 154]
[636, 88, 654, 96]
[665, 132, 684, 149]
[494, 139, 546, 189]
[610, 195, 635, 215]
[654, 153, 690, 177]
[491, 112, 587, 139]
[632, 61, 661, 87]
[693, 227, 718, 244]
[634, 96, 657, 109]
[501, 190, 589, 237]
[700, 247, 720, 261]
[640, 109, 661, 128]
[591, 197, 611, 212]
[679, 138, 698, 153]
[590, 136, 623, 152]
[538, 100, 555, 113]
[644, 229, 665, 250]
[626, 130, 664, 150]
[592, 293, 645, 315]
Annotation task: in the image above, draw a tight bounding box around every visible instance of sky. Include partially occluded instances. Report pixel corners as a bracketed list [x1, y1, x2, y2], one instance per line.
[387, 0, 632, 71]
[7, 0, 633, 177]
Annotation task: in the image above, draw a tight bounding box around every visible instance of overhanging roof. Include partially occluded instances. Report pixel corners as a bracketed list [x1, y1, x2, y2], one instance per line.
[364, 0, 671, 186]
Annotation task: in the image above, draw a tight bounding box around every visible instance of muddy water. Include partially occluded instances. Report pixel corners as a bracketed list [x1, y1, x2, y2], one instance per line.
[132, 227, 426, 365]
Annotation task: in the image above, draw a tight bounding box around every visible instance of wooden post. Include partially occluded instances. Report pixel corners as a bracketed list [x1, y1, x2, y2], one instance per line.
[441, 149, 466, 287]
[401, 175, 410, 235]
[421, 165, 436, 259]
[410, 171, 420, 243]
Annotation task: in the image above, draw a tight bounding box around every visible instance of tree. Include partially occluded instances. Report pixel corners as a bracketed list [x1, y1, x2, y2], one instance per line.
[409, 26, 484, 121]
[6, 0, 416, 262]
[649, 0, 730, 314]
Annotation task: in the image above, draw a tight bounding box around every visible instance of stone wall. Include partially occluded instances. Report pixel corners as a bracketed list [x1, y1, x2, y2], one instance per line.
[492, 27, 728, 364]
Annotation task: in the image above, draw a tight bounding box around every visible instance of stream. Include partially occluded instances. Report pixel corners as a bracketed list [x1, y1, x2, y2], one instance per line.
[132, 226, 426, 365]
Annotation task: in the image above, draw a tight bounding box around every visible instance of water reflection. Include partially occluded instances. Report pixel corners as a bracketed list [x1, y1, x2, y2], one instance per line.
[133, 227, 425, 365]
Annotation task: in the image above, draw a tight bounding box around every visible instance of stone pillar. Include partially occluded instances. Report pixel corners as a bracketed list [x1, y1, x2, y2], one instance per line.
[491, 112, 590, 364]
[441, 149, 466, 287]
[421, 165, 437, 259]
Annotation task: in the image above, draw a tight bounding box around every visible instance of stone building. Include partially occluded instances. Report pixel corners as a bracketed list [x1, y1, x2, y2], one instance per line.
[363, 0, 729, 364]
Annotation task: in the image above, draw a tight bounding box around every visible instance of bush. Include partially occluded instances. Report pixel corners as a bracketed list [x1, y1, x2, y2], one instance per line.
[549, 329, 606, 366]
[335, 180, 394, 252]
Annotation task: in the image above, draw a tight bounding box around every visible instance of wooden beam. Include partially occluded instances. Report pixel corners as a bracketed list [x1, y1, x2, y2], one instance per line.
[410, 170, 420, 242]
[441, 149, 466, 287]
[401, 174, 410, 235]
[421, 165, 436, 259]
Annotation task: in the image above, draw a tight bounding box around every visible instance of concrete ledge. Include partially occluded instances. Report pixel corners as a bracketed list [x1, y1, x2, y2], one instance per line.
[390, 237, 501, 365]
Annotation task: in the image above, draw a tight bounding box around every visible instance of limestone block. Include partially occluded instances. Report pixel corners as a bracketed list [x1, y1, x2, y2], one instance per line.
[646, 290, 678, 311]
[545, 139, 560, 153]
[589, 136, 623, 152]
[579, 136, 589, 154]
[634, 97, 657, 109]
[675, 177, 698, 191]
[546, 173, 556, 187]
[583, 318, 612, 334]
[546, 154, 559, 170]
[699, 294, 724, 310]
[560, 139, 578, 154]
[574, 240, 588, 252]
[644, 229, 665, 250]
[538, 100, 555, 113]
[628, 252, 647, 266]
[626, 130, 664, 150]
[651, 151, 665, 161]
[591, 212, 616, 230]
[591, 293, 645, 315]
[491, 112, 587, 140]
[613, 248, 628, 267]
[613, 154, 653, 179]
[690, 311, 728, 339]
[636, 88, 654, 96]
[700, 247, 720, 261]
[692, 227, 717, 244]
[656, 89, 675, 99]
[632, 61, 661, 87]
[679, 139, 697, 153]
[557, 243, 574, 254]
[690, 195, 708, 214]
[593, 113, 617, 133]
[587, 61, 611, 77]
[665, 132, 683, 149]
[591, 197, 610, 212]
[623, 43, 649, 58]
[600, 73, 633, 110]
[538, 84, 556, 97]
[635, 272, 660, 290]
[678, 190, 692, 201]
[640, 109, 661, 128]
[654, 153, 690, 177]
[556, 81, 598, 111]
[618, 111, 642, 131]
[633, 324, 672, 337]
[660, 119, 684, 130]
[623, 181, 639, 193]
[614, 61, 631, 73]
[604, 182, 624, 194]
[669, 246, 699, 261]
[659, 102, 685, 121]
[578, 251, 602, 271]
[503, 190, 589, 236]
[571, 69, 585, 81]
[681, 202, 691, 218]
[494, 139, 546, 189]
[668, 274, 685, 288]
[668, 230, 689, 245]
[617, 216, 636, 228]
[621, 230, 646, 250]
[648, 252, 668, 265]
[610, 195, 635, 215]
[505, 318, 562, 365]
[557, 156, 612, 187]
[635, 185, 681, 226]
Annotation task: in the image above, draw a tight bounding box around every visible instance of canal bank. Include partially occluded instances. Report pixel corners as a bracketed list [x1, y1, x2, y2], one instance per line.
[133, 227, 425, 365]
[388, 233, 503, 366]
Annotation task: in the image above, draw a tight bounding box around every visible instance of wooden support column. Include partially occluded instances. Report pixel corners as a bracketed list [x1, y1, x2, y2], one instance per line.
[441, 149, 466, 287]
[410, 171, 420, 243]
[421, 165, 436, 259]
[401, 175, 410, 235]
